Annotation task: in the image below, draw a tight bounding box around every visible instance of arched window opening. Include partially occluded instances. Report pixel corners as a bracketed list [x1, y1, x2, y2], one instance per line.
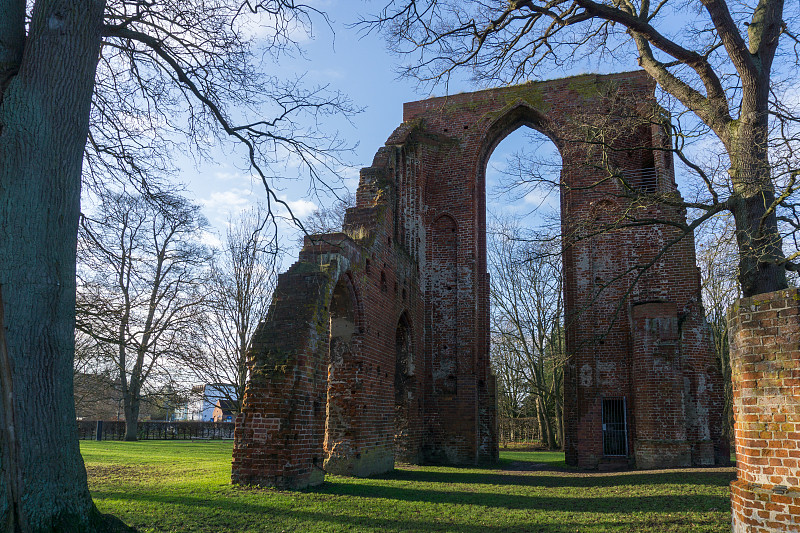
[486, 125, 562, 231]
[324, 276, 358, 473]
[485, 125, 566, 451]
[394, 312, 416, 462]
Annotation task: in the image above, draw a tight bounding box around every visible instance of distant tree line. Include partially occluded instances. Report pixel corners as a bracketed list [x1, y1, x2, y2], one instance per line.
[74, 188, 280, 441]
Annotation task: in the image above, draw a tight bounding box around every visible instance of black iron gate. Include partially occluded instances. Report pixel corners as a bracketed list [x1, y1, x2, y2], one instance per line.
[602, 397, 627, 456]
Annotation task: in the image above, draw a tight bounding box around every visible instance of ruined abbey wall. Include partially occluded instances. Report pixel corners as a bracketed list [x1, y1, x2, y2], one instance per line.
[729, 290, 800, 532]
[232, 71, 728, 488]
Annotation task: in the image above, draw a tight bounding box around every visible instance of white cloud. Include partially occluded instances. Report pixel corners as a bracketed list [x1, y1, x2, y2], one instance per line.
[198, 229, 223, 249]
[282, 197, 317, 219]
[240, 13, 312, 45]
[336, 165, 360, 190]
[200, 189, 254, 213]
[523, 187, 558, 209]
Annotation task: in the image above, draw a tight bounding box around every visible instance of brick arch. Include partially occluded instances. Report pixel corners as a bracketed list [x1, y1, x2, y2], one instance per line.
[394, 310, 419, 463]
[474, 103, 563, 220]
[234, 71, 728, 488]
[324, 271, 363, 474]
[395, 308, 414, 349]
[476, 102, 560, 172]
[473, 104, 565, 320]
[401, 71, 725, 469]
[332, 270, 364, 334]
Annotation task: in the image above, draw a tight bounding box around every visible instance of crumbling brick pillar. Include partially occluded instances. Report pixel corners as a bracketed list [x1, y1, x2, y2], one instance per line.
[631, 302, 691, 468]
[231, 257, 348, 489]
[729, 289, 800, 532]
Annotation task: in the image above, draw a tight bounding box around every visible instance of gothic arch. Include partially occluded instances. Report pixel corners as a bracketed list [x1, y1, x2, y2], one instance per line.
[477, 102, 560, 172]
[233, 72, 727, 489]
[325, 272, 363, 474]
[394, 310, 418, 462]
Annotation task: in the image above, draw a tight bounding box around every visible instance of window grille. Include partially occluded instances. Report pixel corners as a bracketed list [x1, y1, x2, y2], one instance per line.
[621, 168, 659, 193]
[602, 397, 628, 456]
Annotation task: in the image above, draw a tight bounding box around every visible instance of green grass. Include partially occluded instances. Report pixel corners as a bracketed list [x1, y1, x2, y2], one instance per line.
[498, 449, 568, 469]
[81, 441, 735, 532]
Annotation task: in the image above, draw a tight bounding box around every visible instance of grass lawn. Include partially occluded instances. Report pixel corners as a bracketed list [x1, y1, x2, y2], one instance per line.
[81, 441, 735, 532]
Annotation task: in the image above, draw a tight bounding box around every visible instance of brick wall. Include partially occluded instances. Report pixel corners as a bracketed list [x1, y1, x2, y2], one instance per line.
[233, 71, 728, 489]
[729, 289, 800, 532]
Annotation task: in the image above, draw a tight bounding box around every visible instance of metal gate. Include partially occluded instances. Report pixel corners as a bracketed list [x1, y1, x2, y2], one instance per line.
[602, 397, 627, 456]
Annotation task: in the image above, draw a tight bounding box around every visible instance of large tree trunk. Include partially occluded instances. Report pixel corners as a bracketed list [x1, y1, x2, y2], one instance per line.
[731, 189, 786, 297]
[729, 79, 787, 296]
[123, 394, 140, 442]
[0, 1, 125, 531]
[534, 395, 546, 447]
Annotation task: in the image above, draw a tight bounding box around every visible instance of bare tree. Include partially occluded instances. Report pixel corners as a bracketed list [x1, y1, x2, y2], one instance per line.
[491, 330, 529, 420]
[181, 205, 279, 415]
[366, 0, 800, 298]
[73, 328, 121, 420]
[87, 2, 357, 207]
[696, 213, 741, 441]
[77, 191, 211, 441]
[301, 190, 358, 238]
[488, 218, 566, 449]
[0, 2, 355, 529]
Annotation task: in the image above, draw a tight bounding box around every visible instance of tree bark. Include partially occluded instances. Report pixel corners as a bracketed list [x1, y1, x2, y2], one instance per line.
[0, 1, 119, 530]
[729, 110, 788, 296]
[535, 395, 547, 447]
[537, 396, 556, 450]
[123, 393, 140, 442]
[556, 401, 563, 449]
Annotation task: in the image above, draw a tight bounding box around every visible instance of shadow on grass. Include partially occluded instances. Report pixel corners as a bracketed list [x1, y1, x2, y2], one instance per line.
[373, 467, 735, 490]
[313, 482, 730, 514]
[91, 489, 727, 533]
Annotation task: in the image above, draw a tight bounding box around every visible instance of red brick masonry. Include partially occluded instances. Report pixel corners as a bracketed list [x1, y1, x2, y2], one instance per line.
[232, 71, 728, 488]
[729, 289, 800, 532]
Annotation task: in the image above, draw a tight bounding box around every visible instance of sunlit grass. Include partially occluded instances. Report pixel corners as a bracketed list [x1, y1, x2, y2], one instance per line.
[81, 441, 734, 532]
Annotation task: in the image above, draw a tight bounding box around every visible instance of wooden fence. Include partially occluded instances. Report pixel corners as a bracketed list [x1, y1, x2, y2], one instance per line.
[77, 420, 235, 441]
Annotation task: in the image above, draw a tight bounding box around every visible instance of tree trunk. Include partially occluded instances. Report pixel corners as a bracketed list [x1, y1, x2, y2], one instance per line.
[123, 396, 140, 442]
[729, 149, 788, 296]
[535, 395, 547, 447]
[543, 400, 556, 450]
[728, 77, 787, 297]
[537, 396, 556, 450]
[731, 180, 788, 297]
[122, 352, 141, 441]
[0, 1, 126, 531]
[554, 397, 564, 449]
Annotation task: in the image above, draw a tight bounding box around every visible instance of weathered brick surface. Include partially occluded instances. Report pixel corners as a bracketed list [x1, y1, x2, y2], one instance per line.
[232, 71, 728, 488]
[729, 290, 800, 532]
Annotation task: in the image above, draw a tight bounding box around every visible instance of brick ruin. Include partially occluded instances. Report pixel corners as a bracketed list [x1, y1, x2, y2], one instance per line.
[729, 290, 800, 532]
[231, 71, 729, 489]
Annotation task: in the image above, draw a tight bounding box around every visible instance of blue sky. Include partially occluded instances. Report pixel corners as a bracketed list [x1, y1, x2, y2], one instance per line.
[86, 1, 800, 258]
[177, 2, 432, 250]
[172, 2, 588, 253]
